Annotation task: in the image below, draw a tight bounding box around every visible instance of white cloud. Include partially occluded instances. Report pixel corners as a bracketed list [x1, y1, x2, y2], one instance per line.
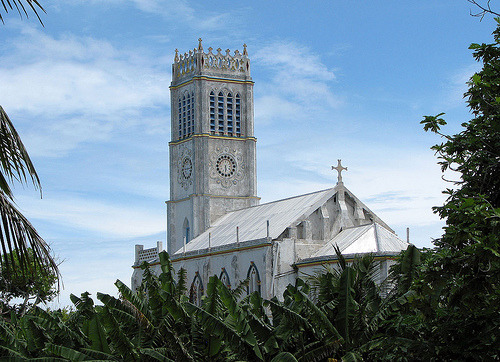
[18, 193, 165, 238]
[440, 63, 480, 110]
[253, 41, 342, 126]
[257, 137, 447, 249]
[0, 28, 169, 117]
[0, 27, 170, 157]
[255, 42, 335, 80]
[128, 0, 233, 31]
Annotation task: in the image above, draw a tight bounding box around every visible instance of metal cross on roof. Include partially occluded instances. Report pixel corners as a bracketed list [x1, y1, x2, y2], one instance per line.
[332, 159, 347, 184]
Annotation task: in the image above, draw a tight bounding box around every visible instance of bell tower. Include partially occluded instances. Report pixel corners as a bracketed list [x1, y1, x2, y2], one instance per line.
[167, 39, 259, 255]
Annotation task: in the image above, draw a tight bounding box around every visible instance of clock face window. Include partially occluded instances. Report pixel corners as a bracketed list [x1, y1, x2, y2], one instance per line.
[216, 154, 236, 178]
[182, 157, 193, 180]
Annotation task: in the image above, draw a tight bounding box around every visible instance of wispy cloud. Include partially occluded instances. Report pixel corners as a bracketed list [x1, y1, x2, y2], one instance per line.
[0, 26, 170, 157]
[253, 41, 341, 126]
[441, 63, 480, 110]
[129, 0, 234, 31]
[0, 27, 169, 117]
[19, 193, 166, 238]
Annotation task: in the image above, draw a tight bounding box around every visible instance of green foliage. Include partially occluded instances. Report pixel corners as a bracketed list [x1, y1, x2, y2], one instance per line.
[369, 17, 500, 361]
[0, 248, 58, 316]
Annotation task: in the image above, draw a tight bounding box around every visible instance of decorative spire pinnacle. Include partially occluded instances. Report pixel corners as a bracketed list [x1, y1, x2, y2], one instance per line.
[174, 49, 179, 62]
[198, 38, 203, 51]
[332, 159, 347, 185]
[243, 43, 248, 56]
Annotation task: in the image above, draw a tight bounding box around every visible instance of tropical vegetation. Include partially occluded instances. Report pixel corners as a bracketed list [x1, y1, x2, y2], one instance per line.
[0, 1, 498, 361]
[0, 0, 59, 316]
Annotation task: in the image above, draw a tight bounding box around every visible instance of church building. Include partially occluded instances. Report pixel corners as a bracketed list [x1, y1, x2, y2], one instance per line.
[131, 40, 409, 302]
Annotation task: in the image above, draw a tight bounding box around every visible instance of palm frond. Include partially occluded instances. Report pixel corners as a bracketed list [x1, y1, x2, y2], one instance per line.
[44, 343, 93, 361]
[176, 267, 187, 299]
[98, 305, 139, 359]
[297, 340, 340, 362]
[271, 351, 299, 362]
[335, 267, 358, 345]
[0, 106, 41, 197]
[184, 301, 263, 360]
[230, 278, 249, 299]
[140, 347, 176, 361]
[0, 0, 45, 25]
[0, 184, 59, 289]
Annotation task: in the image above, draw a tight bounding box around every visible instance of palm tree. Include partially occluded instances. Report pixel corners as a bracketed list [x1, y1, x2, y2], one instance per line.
[0, 107, 59, 293]
[0, 1, 59, 292]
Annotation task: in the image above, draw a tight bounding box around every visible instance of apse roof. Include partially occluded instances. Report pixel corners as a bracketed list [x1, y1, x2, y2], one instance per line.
[309, 222, 409, 259]
[173, 187, 338, 255]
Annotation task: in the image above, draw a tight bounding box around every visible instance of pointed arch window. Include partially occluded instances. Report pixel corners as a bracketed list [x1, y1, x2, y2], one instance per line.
[217, 91, 224, 135]
[209, 91, 216, 134]
[208, 90, 243, 137]
[189, 272, 203, 306]
[227, 93, 233, 136]
[178, 92, 195, 140]
[247, 262, 261, 295]
[219, 268, 231, 289]
[235, 93, 241, 137]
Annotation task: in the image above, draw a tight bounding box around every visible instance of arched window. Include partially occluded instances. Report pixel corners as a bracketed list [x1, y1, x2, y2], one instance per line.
[183, 218, 190, 244]
[219, 268, 231, 289]
[217, 91, 224, 135]
[209, 91, 216, 134]
[227, 93, 233, 136]
[178, 97, 182, 139]
[209, 90, 241, 137]
[247, 262, 261, 295]
[189, 273, 203, 306]
[178, 92, 195, 140]
[235, 93, 241, 137]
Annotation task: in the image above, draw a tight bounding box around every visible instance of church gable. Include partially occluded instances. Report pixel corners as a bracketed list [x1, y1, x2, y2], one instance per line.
[172, 188, 336, 257]
[171, 182, 393, 259]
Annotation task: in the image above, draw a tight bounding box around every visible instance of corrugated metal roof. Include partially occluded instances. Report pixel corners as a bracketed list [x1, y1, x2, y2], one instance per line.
[174, 187, 338, 254]
[311, 223, 408, 258]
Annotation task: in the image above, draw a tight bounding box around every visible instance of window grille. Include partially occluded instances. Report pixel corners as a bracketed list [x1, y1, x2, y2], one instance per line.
[227, 93, 233, 136]
[235, 94, 241, 137]
[210, 91, 215, 134]
[218, 92, 224, 135]
[178, 92, 195, 139]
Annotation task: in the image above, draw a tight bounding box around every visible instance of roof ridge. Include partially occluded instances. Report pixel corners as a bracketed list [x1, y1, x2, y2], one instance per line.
[227, 187, 335, 213]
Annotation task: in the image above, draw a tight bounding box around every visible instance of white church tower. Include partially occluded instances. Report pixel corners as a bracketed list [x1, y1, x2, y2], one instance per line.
[132, 41, 409, 299]
[167, 39, 260, 255]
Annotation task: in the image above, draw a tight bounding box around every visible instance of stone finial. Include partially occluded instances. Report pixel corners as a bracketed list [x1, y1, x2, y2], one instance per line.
[198, 38, 203, 51]
[174, 49, 179, 62]
[243, 43, 248, 56]
[332, 159, 347, 184]
[226, 49, 230, 56]
[208, 46, 213, 54]
[216, 47, 222, 54]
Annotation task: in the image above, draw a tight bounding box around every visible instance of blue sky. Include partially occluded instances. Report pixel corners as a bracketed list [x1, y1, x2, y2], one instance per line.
[0, 0, 496, 307]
